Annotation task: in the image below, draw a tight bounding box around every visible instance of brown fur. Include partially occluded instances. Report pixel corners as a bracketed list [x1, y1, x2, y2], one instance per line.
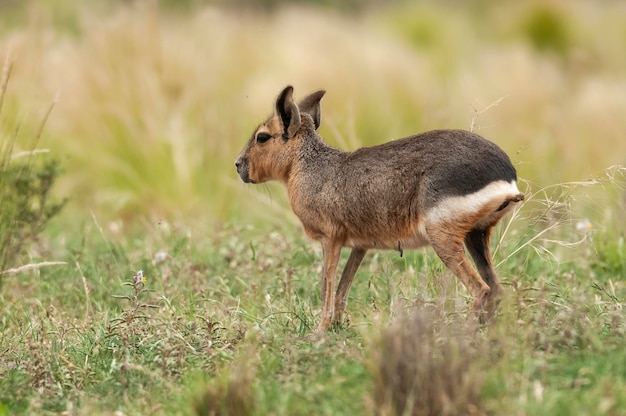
[236, 86, 524, 331]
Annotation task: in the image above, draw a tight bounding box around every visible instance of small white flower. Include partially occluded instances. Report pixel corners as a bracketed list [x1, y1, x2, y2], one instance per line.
[576, 218, 593, 232]
[133, 270, 147, 285]
[152, 250, 168, 265]
[252, 322, 265, 335]
[107, 221, 123, 235]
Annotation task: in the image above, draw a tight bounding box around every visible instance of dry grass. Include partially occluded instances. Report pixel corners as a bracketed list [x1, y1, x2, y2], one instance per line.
[193, 345, 259, 416]
[369, 305, 485, 416]
[0, 1, 625, 223]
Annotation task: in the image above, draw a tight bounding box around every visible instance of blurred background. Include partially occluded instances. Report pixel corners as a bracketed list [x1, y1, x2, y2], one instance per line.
[1, 0, 625, 229]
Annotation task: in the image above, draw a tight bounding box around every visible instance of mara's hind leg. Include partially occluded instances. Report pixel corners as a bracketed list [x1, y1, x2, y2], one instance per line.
[427, 223, 491, 322]
[333, 248, 367, 326]
[464, 227, 503, 321]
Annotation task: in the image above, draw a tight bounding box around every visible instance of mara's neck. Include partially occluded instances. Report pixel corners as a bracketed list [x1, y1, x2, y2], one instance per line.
[296, 134, 344, 171]
[284, 134, 343, 186]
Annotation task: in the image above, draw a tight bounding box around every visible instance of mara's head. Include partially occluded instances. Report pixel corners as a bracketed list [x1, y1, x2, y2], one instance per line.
[235, 85, 326, 184]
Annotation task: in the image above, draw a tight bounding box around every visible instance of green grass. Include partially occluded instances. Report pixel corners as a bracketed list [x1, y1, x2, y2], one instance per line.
[1, 195, 626, 415]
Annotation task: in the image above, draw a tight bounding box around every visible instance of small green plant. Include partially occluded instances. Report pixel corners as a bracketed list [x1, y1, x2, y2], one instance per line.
[0, 59, 65, 287]
[0, 157, 65, 266]
[522, 4, 572, 54]
[109, 270, 160, 336]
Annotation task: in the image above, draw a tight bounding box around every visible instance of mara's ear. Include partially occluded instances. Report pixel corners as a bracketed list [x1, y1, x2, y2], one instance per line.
[275, 85, 301, 139]
[298, 89, 326, 130]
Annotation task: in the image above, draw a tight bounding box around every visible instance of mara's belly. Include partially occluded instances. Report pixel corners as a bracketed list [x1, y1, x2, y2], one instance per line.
[344, 222, 430, 251]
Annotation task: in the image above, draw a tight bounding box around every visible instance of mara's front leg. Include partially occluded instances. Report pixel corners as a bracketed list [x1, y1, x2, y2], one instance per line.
[318, 240, 342, 331]
[333, 248, 367, 326]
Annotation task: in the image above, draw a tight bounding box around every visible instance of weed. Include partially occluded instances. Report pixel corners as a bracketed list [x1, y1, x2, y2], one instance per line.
[109, 270, 158, 331]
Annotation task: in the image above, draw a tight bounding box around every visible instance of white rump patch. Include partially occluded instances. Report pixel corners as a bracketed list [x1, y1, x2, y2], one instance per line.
[425, 180, 521, 225]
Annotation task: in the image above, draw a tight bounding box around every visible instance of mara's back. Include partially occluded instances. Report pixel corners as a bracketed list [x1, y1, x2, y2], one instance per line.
[325, 129, 516, 220]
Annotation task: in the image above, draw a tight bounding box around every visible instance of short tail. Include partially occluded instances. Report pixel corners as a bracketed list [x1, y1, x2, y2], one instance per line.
[496, 193, 525, 212]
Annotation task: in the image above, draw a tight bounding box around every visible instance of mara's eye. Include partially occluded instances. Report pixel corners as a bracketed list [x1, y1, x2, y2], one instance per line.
[256, 133, 272, 144]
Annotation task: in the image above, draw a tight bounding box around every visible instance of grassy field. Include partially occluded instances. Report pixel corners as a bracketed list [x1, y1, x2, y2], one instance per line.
[1, 1, 626, 415]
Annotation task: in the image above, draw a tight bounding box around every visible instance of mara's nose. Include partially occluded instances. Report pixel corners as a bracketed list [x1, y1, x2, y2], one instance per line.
[235, 159, 241, 169]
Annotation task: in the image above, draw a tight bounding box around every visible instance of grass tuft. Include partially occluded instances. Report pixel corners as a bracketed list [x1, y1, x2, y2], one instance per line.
[193, 348, 258, 416]
[369, 305, 485, 416]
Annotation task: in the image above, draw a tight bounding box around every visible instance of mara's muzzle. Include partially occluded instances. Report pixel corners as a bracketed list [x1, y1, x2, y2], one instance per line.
[235, 157, 253, 183]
